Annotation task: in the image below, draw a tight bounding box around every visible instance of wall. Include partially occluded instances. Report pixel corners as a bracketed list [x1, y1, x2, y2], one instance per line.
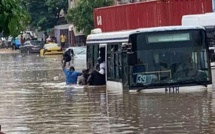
[94, 0, 213, 32]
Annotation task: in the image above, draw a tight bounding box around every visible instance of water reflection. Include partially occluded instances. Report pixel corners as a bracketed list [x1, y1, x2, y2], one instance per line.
[0, 53, 214, 133]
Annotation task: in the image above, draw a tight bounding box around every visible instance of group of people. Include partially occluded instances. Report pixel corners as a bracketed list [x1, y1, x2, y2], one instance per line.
[45, 35, 57, 44]
[45, 34, 67, 49]
[62, 47, 106, 86]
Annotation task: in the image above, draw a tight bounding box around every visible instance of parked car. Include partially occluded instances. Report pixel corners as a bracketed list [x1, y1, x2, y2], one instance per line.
[0, 37, 7, 48]
[12, 37, 21, 50]
[20, 40, 44, 54]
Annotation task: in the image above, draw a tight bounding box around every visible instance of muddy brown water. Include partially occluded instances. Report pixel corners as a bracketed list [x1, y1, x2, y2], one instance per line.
[0, 53, 215, 134]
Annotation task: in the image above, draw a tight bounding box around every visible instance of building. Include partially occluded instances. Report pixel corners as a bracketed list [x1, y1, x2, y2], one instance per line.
[66, 0, 86, 46]
[53, 0, 85, 46]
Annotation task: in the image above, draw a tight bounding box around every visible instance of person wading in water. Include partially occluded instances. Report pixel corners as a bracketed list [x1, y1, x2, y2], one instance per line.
[62, 65, 82, 85]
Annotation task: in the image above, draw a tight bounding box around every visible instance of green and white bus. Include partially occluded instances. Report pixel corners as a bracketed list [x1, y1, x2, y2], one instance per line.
[86, 26, 212, 93]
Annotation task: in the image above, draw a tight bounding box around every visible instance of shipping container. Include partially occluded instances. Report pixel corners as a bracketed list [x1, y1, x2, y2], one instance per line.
[94, 0, 213, 32]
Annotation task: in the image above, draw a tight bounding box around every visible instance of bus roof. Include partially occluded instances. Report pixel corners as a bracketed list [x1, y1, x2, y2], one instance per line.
[132, 25, 205, 34]
[87, 29, 135, 44]
[87, 25, 205, 44]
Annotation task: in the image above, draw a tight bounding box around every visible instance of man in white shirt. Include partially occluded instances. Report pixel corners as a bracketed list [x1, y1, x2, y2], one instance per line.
[98, 61, 105, 74]
[97, 57, 105, 75]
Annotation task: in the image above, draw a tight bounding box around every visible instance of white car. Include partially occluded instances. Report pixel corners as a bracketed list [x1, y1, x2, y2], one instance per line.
[67, 46, 86, 68]
[73, 47, 86, 59]
[66, 46, 86, 59]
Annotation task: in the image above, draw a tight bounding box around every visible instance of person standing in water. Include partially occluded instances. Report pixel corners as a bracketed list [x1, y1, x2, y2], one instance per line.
[62, 47, 75, 67]
[62, 64, 82, 85]
[77, 68, 90, 85]
[87, 57, 106, 85]
[60, 34, 67, 49]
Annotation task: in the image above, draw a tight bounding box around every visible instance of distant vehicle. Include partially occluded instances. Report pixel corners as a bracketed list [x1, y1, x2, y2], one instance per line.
[0, 37, 8, 48]
[63, 46, 86, 59]
[68, 46, 86, 68]
[0, 39, 2, 48]
[70, 47, 86, 59]
[12, 37, 21, 50]
[25, 31, 37, 39]
[20, 40, 44, 54]
[40, 42, 63, 56]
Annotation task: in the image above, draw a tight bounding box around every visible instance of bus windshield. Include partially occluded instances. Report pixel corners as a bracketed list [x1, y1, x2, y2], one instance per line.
[129, 29, 211, 87]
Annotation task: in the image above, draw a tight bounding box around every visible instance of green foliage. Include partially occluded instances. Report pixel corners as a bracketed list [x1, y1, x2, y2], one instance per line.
[27, 0, 68, 31]
[66, 0, 113, 35]
[0, 0, 31, 36]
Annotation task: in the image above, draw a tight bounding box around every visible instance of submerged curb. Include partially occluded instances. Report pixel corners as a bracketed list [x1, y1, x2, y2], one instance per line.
[0, 49, 19, 54]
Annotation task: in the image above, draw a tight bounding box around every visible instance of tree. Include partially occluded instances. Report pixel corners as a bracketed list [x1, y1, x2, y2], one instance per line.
[0, 0, 31, 36]
[27, 0, 68, 31]
[66, 0, 113, 35]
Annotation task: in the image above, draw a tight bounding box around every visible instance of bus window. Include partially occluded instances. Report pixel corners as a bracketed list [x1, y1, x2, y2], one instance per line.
[99, 47, 105, 61]
[107, 44, 122, 81]
[87, 44, 99, 69]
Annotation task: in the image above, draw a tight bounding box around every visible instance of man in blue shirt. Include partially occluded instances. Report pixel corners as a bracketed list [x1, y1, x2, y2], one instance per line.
[63, 65, 82, 85]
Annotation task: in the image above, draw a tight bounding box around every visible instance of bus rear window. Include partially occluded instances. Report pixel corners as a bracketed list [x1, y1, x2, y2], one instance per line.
[147, 33, 190, 43]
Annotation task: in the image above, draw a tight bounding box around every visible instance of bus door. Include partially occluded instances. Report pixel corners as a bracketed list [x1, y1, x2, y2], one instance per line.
[121, 45, 128, 89]
[87, 44, 99, 69]
[209, 47, 215, 62]
[99, 44, 107, 81]
[205, 26, 215, 62]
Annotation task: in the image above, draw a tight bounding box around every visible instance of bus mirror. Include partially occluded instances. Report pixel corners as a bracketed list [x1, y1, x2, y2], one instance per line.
[122, 43, 127, 48]
[122, 43, 132, 48]
[127, 52, 136, 65]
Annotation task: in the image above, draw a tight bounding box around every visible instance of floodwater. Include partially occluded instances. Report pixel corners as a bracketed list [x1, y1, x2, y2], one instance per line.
[1, 53, 215, 134]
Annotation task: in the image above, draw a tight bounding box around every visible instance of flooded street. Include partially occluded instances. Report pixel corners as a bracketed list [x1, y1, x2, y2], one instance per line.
[1, 53, 215, 133]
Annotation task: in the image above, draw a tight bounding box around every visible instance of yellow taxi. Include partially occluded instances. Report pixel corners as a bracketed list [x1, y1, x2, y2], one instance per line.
[40, 42, 63, 56]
